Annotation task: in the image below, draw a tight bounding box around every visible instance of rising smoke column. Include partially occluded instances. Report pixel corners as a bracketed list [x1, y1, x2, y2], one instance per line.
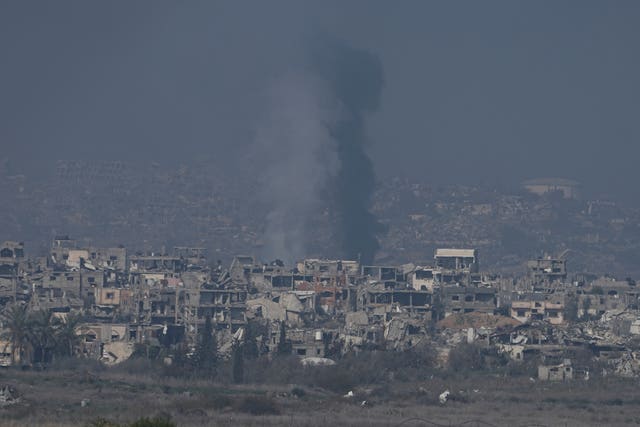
[256, 36, 384, 265]
[255, 72, 340, 264]
[309, 37, 385, 264]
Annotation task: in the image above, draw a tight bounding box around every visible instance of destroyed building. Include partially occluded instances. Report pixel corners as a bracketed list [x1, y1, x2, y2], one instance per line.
[538, 359, 574, 381]
[0, 241, 22, 304]
[435, 249, 479, 274]
[527, 255, 568, 284]
[576, 278, 640, 317]
[442, 286, 496, 317]
[511, 297, 565, 325]
[3, 233, 640, 382]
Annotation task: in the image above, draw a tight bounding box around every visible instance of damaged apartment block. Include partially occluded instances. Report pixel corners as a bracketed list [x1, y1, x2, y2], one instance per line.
[4, 234, 640, 384]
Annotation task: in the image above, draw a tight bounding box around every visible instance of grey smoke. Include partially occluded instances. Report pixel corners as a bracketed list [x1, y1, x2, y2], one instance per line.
[256, 71, 341, 264]
[257, 36, 384, 265]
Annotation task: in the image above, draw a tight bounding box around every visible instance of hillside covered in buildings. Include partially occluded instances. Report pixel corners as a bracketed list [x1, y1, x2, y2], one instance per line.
[2, 160, 640, 277]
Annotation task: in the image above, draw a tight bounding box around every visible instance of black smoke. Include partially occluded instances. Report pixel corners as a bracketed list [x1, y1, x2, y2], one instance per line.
[255, 35, 385, 265]
[309, 37, 385, 264]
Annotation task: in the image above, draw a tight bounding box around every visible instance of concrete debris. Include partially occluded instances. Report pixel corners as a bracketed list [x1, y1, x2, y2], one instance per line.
[300, 357, 336, 367]
[345, 311, 369, 328]
[247, 298, 286, 322]
[0, 385, 20, 407]
[101, 342, 135, 365]
[437, 312, 520, 330]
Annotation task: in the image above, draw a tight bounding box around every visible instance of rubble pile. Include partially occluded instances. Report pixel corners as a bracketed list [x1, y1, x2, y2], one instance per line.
[0, 385, 20, 407]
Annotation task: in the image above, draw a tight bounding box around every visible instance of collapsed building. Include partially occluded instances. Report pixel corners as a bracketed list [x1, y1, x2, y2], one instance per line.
[0, 241, 24, 304]
[2, 238, 640, 380]
[511, 296, 565, 325]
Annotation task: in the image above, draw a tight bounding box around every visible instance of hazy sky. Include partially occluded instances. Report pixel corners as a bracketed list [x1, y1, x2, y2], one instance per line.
[2, 1, 639, 201]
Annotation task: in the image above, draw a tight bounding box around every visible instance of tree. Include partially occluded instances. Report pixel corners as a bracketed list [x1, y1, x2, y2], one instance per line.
[277, 321, 291, 356]
[564, 295, 579, 323]
[242, 321, 260, 360]
[448, 342, 485, 373]
[165, 342, 191, 377]
[430, 293, 445, 322]
[495, 305, 510, 317]
[193, 314, 217, 377]
[0, 304, 29, 364]
[54, 312, 83, 358]
[232, 342, 244, 384]
[581, 297, 592, 320]
[28, 309, 57, 365]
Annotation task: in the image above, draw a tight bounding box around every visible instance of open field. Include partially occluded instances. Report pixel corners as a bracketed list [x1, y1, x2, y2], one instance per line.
[2, 366, 640, 427]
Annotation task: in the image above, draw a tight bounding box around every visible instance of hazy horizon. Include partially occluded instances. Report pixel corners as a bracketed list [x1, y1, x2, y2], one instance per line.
[2, 1, 639, 204]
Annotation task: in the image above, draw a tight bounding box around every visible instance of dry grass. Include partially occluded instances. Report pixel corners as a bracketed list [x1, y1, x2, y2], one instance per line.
[2, 367, 640, 426]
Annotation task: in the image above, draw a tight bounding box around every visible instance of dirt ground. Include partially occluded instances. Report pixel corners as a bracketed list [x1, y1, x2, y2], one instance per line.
[2, 368, 640, 426]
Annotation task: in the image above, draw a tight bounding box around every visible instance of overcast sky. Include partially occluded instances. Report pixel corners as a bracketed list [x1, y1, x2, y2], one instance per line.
[1, 1, 639, 201]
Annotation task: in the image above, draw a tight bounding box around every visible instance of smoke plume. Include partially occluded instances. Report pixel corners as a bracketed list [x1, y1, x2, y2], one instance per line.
[309, 37, 385, 264]
[255, 72, 340, 264]
[256, 36, 384, 265]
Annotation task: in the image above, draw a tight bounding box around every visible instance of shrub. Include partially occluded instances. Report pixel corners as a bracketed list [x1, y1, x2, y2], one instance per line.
[291, 387, 306, 398]
[242, 346, 437, 392]
[448, 342, 485, 373]
[87, 415, 176, 427]
[564, 295, 579, 322]
[208, 394, 233, 410]
[50, 357, 106, 372]
[128, 413, 176, 427]
[235, 396, 281, 415]
[128, 415, 176, 427]
[130, 343, 163, 360]
[111, 357, 160, 377]
[501, 359, 538, 377]
[86, 418, 120, 427]
[310, 364, 355, 393]
[245, 355, 306, 384]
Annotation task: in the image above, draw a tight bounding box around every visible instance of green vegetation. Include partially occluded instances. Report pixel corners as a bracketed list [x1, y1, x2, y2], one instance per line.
[0, 303, 84, 365]
[232, 343, 244, 384]
[235, 396, 280, 415]
[87, 415, 176, 427]
[564, 295, 579, 322]
[192, 315, 217, 378]
[276, 321, 291, 356]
